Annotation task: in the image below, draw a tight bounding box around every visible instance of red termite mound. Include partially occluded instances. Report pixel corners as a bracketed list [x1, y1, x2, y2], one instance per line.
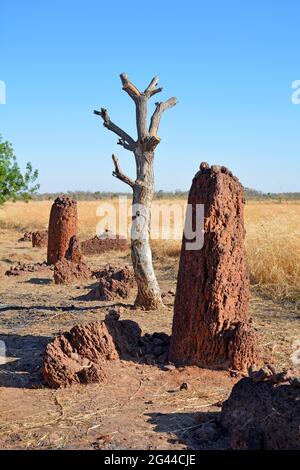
[47, 195, 78, 265]
[221, 369, 300, 449]
[42, 320, 118, 388]
[18, 231, 33, 242]
[81, 231, 128, 255]
[32, 230, 48, 248]
[42, 312, 141, 388]
[85, 264, 135, 301]
[169, 163, 258, 371]
[53, 235, 91, 284]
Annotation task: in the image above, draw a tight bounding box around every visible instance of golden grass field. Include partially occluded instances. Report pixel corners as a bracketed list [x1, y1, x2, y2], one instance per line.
[0, 198, 300, 303]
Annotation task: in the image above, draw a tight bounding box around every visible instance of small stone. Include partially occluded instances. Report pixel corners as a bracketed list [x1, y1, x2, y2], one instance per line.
[221, 166, 229, 174]
[162, 364, 176, 371]
[180, 382, 190, 391]
[250, 366, 273, 382]
[230, 370, 239, 378]
[269, 369, 293, 384]
[211, 164, 221, 173]
[199, 162, 210, 172]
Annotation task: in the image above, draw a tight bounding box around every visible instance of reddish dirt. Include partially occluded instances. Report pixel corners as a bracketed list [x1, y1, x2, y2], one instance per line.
[42, 320, 118, 388]
[81, 231, 128, 255]
[47, 196, 78, 265]
[5, 261, 51, 276]
[18, 231, 33, 242]
[169, 163, 258, 370]
[0, 228, 298, 450]
[32, 230, 48, 248]
[221, 371, 300, 449]
[85, 264, 135, 301]
[53, 259, 91, 285]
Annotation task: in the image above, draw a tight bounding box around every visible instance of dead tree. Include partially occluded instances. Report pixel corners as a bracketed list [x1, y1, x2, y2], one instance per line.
[94, 74, 177, 309]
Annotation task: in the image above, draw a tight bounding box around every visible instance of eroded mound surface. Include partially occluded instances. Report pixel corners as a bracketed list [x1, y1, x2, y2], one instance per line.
[221, 368, 300, 449]
[47, 195, 78, 265]
[81, 231, 128, 255]
[18, 231, 33, 242]
[5, 261, 52, 276]
[53, 259, 91, 285]
[42, 320, 118, 388]
[85, 264, 135, 300]
[32, 230, 48, 248]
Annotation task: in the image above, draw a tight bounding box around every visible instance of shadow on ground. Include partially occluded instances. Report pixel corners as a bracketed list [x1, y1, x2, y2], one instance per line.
[146, 411, 229, 450]
[25, 278, 52, 285]
[0, 333, 51, 388]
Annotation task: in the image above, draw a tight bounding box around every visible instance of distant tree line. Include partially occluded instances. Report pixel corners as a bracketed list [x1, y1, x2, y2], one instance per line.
[31, 188, 300, 202]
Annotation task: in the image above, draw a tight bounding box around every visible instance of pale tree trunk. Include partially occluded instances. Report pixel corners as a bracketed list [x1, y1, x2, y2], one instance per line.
[94, 74, 177, 310]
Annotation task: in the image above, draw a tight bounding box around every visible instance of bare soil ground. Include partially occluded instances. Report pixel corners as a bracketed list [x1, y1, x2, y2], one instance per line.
[0, 229, 299, 450]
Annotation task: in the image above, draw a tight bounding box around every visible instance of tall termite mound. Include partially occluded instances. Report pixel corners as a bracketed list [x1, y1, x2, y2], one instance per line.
[169, 163, 258, 371]
[47, 195, 78, 265]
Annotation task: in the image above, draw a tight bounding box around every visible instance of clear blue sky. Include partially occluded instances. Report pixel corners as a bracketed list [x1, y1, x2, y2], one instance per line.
[1, 0, 299, 193]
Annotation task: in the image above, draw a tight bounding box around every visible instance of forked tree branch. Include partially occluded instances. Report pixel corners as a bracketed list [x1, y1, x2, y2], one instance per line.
[144, 76, 163, 98]
[94, 108, 136, 150]
[112, 154, 135, 187]
[149, 97, 178, 136]
[120, 73, 141, 101]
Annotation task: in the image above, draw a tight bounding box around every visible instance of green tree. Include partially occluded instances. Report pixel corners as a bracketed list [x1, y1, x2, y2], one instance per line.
[0, 134, 39, 204]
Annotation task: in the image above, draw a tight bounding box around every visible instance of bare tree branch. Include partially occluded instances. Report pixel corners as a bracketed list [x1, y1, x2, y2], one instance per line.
[112, 154, 135, 187]
[117, 138, 133, 151]
[144, 76, 163, 98]
[94, 108, 136, 149]
[120, 73, 141, 101]
[149, 87, 163, 98]
[149, 97, 177, 136]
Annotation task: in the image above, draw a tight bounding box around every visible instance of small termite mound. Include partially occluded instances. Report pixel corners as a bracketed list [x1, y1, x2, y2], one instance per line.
[47, 195, 78, 265]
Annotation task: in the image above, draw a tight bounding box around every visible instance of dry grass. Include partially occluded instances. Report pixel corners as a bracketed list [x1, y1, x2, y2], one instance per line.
[0, 198, 299, 302]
